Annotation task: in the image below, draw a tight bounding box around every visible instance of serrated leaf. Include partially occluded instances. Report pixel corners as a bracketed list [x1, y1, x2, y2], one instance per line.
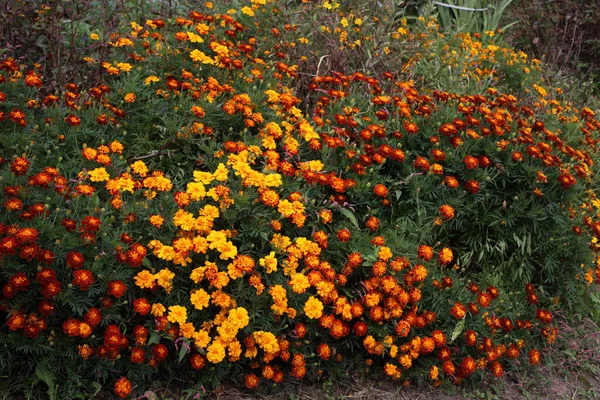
[338, 208, 359, 229]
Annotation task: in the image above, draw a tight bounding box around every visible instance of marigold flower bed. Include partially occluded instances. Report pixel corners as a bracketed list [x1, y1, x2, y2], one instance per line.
[1, 0, 600, 398]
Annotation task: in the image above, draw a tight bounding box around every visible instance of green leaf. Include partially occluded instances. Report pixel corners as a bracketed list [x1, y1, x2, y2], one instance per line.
[338, 208, 359, 229]
[36, 363, 56, 400]
[450, 318, 465, 343]
[148, 331, 161, 346]
[178, 341, 189, 363]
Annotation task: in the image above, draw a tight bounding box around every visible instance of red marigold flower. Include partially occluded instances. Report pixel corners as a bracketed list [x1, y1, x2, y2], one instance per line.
[72, 269, 94, 290]
[463, 155, 479, 169]
[450, 302, 467, 319]
[66, 251, 85, 269]
[84, 307, 102, 327]
[114, 376, 132, 398]
[107, 280, 127, 298]
[465, 180, 479, 194]
[81, 215, 101, 232]
[130, 347, 146, 365]
[444, 176, 459, 188]
[413, 156, 430, 171]
[366, 216, 380, 232]
[317, 343, 331, 360]
[190, 352, 206, 370]
[65, 114, 81, 127]
[438, 204, 454, 220]
[245, 373, 260, 389]
[490, 361, 504, 377]
[528, 349, 540, 365]
[10, 157, 30, 176]
[373, 183, 388, 197]
[337, 228, 351, 242]
[152, 343, 168, 362]
[417, 245, 434, 261]
[0, 236, 19, 255]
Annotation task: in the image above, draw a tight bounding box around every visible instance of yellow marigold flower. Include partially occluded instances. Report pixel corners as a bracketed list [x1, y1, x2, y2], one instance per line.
[134, 270, 155, 289]
[193, 170, 214, 184]
[193, 329, 211, 348]
[207, 341, 226, 363]
[217, 241, 238, 260]
[149, 214, 164, 227]
[212, 163, 229, 181]
[186, 181, 206, 201]
[167, 305, 187, 325]
[277, 199, 295, 217]
[187, 31, 204, 43]
[130, 160, 148, 177]
[151, 303, 166, 317]
[341, 17, 348, 27]
[253, 331, 280, 354]
[155, 268, 175, 289]
[89, 33, 100, 41]
[180, 322, 195, 339]
[263, 173, 282, 188]
[173, 209, 196, 231]
[190, 49, 214, 64]
[228, 307, 250, 329]
[144, 76, 160, 85]
[289, 273, 310, 293]
[378, 246, 393, 261]
[304, 296, 324, 319]
[190, 266, 206, 283]
[124, 93, 136, 103]
[88, 167, 110, 182]
[155, 245, 175, 261]
[200, 205, 219, 219]
[115, 176, 135, 193]
[259, 251, 278, 274]
[116, 62, 133, 72]
[191, 289, 210, 310]
[241, 6, 254, 16]
[271, 234, 291, 252]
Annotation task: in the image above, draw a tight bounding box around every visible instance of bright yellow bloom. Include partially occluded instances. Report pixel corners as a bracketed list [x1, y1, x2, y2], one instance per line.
[259, 251, 278, 273]
[88, 167, 110, 182]
[149, 214, 164, 227]
[167, 305, 187, 325]
[151, 303, 166, 317]
[186, 181, 206, 200]
[130, 160, 149, 177]
[206, 341, 226, 363]
[212, 163, 229, 181]
[193, 329, 211, 348]
[289, 273, 310, 293]
[253, 331, 280, 354]
[134, 270, 155, 289]
[191, 289, 210, 310]
[304, 296, 324, 319]
[193, 170, 214, 184]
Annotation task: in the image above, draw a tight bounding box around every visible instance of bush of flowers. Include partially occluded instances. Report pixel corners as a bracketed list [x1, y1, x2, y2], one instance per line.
[1, 0, 600, 397]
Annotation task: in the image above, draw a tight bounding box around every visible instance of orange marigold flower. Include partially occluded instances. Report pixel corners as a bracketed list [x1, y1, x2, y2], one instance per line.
[373, 183, 388, 197]
[450, 302, 467, 319]
[337, 228, 351, 243]
[438, 247, 453, 265]
[438, 204, 455, 220]
[417, 245, 434, 261]
[114, 376, 132, 398]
